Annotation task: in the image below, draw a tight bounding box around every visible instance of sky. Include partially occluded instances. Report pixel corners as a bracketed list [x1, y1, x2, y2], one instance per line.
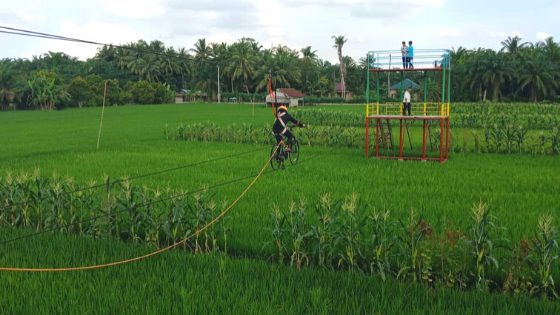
[1, 0, 559, 63]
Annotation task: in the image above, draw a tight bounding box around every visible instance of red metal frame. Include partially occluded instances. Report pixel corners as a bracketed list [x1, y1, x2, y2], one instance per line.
[365, 115, 450, 163]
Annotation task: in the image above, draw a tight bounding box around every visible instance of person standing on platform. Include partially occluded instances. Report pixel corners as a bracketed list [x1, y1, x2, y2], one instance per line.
[401, 41, 408, 69]
[402, 88, 411, 116]
[407, 41, 414, 68]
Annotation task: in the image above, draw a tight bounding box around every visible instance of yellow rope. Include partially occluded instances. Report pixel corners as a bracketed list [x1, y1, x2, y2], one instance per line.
[0, 146, 279, 272]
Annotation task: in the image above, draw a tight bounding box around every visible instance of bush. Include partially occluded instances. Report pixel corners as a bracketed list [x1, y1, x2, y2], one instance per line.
[126, 80, 173, 104]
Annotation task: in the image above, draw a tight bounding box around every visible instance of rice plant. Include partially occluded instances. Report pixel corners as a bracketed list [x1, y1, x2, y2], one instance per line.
[396, 209, 434, 284]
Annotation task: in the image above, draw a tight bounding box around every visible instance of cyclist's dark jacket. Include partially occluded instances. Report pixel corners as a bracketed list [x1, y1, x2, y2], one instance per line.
[273, 106, 300, 135]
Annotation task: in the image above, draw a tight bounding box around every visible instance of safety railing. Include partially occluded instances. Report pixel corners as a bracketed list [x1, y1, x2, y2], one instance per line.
[367, 49, 450, 71]
[366, 102, 450, 117]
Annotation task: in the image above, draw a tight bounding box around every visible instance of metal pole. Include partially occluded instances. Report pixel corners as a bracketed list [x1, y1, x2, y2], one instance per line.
[399, 119, 404, 160]
[217, 66, 220, 103]
[376, 118, 381, 159]
[422, 119, 427, 160]
[441, 61, 446, 105]
[439, 117, 444, 162]
[447, 52, 452, 106]
[423, 71, 428, 115]
[366, 53, 370, 114]
[388, 54, 391, 97]
[96, 81, 108, 150]
[365, 117, 370, 158]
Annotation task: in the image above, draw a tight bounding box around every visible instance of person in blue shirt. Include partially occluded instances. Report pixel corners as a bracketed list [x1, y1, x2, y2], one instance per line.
[407, 41, 414, 69]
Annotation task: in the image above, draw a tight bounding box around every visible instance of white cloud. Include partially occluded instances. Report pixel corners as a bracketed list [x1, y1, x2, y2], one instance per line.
[43, 20, 144, 60]
[536, 31, 550, 41]
[104, 0, 166, 18]
[0, 0, 558, 63]
[283, 0, 444, 18]
[439, 28, 460, 37]
[254, 0, 289, 47]
[488, 30, 523, 39]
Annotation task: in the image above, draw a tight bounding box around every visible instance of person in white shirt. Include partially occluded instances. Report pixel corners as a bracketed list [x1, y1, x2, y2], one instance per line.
[402, 88, 411, 116]
[400, 41, 408, 69]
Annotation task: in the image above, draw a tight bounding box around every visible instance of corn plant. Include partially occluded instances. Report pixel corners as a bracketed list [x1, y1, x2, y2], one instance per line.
[468, 202, 499, 291]
[550, 127, 560, 154]
[512, 125, 527, 153]
[367, 209, 394, 281]
[334, 193, 366, 273]
[0, 171, 229, 254]
[528, 215, 559, 299]
[286, 199, 312, 269]
[489, 124, 505, 153]
[309, 194, 338, 269]
[265, 205, 287, 264]
[503, 124, 517, 153]
[114, 180, 145, 243]
[188, 191, 216, 253]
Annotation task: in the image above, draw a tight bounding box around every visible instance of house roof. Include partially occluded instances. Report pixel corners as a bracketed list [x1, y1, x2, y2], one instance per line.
[279, 88, 305, 98]
[390, 79, 419, 90]
[335, 82, 345, 92]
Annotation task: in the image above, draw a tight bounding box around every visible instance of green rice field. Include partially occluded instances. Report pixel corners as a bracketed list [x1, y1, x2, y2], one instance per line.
[0, 103, 559, 313]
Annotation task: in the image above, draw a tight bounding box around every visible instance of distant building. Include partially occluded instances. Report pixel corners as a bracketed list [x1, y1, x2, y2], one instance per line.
[389, 79, 420, 99]
[175, 89, 189, 103]
[335, 82, 353, 99]
[266, 88, 305, 107]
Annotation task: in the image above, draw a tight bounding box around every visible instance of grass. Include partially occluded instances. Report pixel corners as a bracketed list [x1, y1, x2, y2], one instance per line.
[0, 103, 559, 312]
[0, 228, 559, 315]
[1, 104, 558, 247]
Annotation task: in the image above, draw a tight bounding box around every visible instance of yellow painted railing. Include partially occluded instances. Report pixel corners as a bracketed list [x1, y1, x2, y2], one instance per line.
[365, 102, 451, 117]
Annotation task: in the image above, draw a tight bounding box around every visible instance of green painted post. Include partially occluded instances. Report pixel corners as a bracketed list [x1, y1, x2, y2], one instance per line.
[441, 61, 446, 104]
[400, 71, 404, 100]
[423, 72, 428, 104]
[447, 52, 452, 105]
[366, 53, 370, 105]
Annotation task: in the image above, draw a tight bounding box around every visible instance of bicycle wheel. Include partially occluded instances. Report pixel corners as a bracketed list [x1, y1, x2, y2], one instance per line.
[270, 144, 284, 170]
[288, 139, 300, 164]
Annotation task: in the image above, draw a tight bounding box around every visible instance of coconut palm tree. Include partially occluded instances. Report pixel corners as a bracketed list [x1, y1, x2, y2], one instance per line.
[272, 45, 302, 88]
[517, 52, 556, 102]
[480, 51, 512, 101]
[300, 46, 318, 94]
[190, 38, 216, 99]
[227, 39, 258, 94]
[191, 38, 211, 63]
[332, 35, 347, 98]
[500, 36, 529, 55]
[176, 47, 192, 89]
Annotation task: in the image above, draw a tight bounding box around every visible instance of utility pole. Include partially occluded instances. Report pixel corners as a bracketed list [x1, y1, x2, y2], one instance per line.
[217, 66, 221, 103]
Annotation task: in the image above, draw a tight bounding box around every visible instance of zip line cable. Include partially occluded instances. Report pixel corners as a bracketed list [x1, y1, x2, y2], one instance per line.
[0, 26, 191, 60]
[0, 145, 280, 272]
[0, 147, 261, 211]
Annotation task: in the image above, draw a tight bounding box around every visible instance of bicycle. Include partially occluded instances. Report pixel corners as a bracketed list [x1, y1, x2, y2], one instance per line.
[270, 134, 300, 170]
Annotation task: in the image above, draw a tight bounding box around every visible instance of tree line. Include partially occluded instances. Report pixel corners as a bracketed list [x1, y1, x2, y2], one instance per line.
[0, 35, 558, 110]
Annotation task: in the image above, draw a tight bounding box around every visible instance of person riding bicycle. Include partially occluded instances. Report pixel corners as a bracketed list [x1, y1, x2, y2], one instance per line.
[272, 104, 305, 152]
